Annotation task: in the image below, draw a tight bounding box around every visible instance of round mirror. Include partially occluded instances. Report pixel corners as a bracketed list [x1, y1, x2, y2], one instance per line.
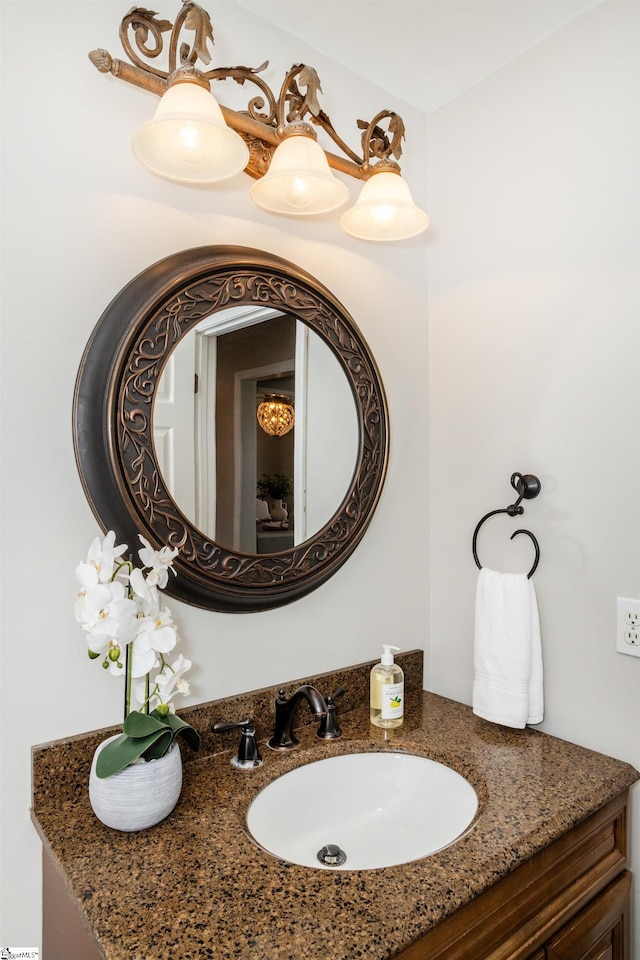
[73, 246, 388, 612]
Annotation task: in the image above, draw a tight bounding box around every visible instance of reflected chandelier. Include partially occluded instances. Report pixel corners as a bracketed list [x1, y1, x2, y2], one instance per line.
[256, 396, 295, 437]
[89, 2, 429, 241]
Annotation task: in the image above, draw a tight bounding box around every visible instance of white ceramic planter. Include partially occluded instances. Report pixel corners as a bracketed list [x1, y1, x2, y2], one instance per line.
[89, 735, 182, 832]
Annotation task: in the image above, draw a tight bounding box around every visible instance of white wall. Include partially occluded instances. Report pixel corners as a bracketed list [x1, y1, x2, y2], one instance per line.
[428, 0, 640, 938]
[0, 2, 429, 946]
[3, 0, 638, 951]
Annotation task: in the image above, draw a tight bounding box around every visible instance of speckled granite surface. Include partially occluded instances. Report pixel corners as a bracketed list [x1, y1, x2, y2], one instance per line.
[32, 651, 638, 960]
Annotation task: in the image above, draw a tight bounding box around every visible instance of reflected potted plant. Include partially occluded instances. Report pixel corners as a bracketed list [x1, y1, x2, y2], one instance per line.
[257, 473, 292, 522]
[74, 531, 200, 831]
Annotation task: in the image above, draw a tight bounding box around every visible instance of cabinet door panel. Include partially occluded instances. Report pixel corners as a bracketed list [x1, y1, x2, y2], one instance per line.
[546, 872, 630, 960]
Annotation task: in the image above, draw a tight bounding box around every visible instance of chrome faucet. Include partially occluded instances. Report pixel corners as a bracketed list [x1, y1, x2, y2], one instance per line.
[268, 684, 327, 749]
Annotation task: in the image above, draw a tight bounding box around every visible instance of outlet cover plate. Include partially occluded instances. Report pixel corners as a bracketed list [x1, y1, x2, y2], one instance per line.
[616, 597, 640, 658]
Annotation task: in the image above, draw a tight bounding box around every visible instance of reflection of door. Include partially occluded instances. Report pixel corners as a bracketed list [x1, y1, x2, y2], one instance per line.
[233, 360, 296, 553]
[193, 330, 217, 538]
[210, 313, 299, 552]
[153, 336, 196, 519]
[193, 307, 284, 544]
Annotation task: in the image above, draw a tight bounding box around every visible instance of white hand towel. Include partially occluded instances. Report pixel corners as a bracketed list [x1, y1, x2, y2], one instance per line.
[472, 568, 543, 729]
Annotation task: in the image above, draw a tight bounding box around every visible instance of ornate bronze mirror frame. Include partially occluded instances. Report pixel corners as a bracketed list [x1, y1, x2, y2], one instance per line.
[73, 246, 389, 612]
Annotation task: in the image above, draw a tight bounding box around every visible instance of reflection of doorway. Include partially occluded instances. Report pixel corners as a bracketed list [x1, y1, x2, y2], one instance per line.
[158, 304, 357, 553]
[255, 376, 295, 494]
[234, 362, 295, 553]
[191, 306, 283, 540]
[153, 331, 196, 519]
[213, 314, 300, 553]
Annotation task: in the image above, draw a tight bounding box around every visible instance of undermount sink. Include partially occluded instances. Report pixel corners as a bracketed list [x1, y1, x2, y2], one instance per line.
[246, 751, 478, 871]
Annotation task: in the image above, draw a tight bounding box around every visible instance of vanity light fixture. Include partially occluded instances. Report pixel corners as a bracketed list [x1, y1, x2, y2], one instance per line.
[256, 396, 295, 437]
[89, 2, 428, 241]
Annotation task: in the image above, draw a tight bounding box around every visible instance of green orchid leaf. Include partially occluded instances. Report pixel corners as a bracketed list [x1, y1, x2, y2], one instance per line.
[176, 726, 201, 753]
[95, 729, 171, 778]
[123, 710, 170, 740]
[142, 730, 176, 762]
[156, 711, 201, 752]
[96, 709, 200, 776]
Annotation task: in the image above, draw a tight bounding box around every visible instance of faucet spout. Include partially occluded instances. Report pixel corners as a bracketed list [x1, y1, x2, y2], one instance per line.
[268, 684, 327, 750]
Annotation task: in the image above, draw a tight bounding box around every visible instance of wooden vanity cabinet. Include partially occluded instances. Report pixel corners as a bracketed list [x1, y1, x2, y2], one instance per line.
[396, 791, 630, 960]
[43, 849, 103, 960]
[545, 871, 629, 960]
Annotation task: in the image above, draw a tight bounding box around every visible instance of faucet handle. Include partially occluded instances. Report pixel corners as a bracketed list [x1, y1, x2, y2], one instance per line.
[212, 719, 263, 769]
[317, 686, 345, 740]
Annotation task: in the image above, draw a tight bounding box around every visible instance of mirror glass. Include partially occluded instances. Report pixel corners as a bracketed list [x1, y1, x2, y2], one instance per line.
[156, 307, 359, 554]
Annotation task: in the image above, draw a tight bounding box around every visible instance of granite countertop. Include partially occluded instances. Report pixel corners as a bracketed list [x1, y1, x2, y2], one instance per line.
[32, 652, 638, 960]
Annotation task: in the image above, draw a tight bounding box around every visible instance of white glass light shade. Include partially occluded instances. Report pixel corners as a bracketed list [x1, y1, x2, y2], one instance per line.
[340, 170, 429, 241]
[250, 133, 349, 216]
[132, 81, 249, 184]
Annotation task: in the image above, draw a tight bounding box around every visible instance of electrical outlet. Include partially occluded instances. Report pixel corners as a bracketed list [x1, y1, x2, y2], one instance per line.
[616, 597, 640, 658]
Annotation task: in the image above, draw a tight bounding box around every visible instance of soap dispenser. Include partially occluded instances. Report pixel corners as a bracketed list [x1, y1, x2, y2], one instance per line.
[370, 645, 404, 728]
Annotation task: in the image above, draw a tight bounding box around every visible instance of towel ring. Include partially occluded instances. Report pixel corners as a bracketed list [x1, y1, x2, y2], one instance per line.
[472, 472, 541, 579]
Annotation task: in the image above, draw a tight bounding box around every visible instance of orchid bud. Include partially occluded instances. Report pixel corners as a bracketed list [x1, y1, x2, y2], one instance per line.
[156, 703, 170, 717]
[87, 649, 100, 660]
[108, 646, 121, 662]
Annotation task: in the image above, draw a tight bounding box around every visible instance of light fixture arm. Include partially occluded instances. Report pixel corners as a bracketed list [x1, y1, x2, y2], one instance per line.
[117, 7, 172, 80]
[89, 49, 168, 97]
[271, 63, 363, 167]
[208, 62, 277, 126]
[276, 63, 322, 130]
[313, 111, 366, 167]
[168, 1, 214, 72]
[88, 1, 412, 183]
[117, 2, 213, 78]
[358, 110, 406, 174]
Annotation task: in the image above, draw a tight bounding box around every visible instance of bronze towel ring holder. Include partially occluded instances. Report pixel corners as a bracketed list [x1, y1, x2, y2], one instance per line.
[472, 472, 541, 579]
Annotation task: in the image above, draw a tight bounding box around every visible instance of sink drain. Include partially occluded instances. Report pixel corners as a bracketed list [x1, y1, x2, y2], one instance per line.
[317, 844, 347, 866]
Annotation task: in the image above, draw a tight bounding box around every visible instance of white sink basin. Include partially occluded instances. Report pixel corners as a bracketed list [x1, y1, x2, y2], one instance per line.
[246, 752, 478, 870]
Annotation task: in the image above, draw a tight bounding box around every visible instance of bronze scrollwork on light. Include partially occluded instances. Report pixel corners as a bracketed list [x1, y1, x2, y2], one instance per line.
[88, 1, 407, 182]
[73, 247, 389, 612]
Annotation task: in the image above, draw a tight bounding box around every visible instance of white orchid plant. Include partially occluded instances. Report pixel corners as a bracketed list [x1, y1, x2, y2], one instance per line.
[75, 531, 200, 778]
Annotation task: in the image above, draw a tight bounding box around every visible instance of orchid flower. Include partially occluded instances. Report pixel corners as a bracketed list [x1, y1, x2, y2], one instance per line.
[130, 609, 178, 678]
[76, 580, 138, 674]
[137, 536, 178, 589]
[151, 654, 192, 712]
[129, 566, 160, 616]
[76, 529, 192, 720]
[74, 569, 110, 625]
[132, 653, 192, 713]
[85, 530, 128, 583]
[77, 579, 137, 633]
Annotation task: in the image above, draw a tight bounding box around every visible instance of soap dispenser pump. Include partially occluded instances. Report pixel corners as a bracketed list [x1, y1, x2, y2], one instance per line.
[370, 645, 404, 728]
